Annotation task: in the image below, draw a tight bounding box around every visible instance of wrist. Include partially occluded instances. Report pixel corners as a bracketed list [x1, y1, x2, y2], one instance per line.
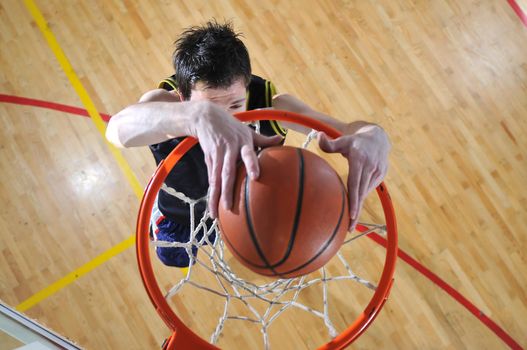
[177, 100, 213, 138]
[344, 121, 377, 135]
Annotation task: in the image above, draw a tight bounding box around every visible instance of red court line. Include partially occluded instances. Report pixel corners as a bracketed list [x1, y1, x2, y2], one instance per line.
[507, 0, 527, 27]
[0, 93, 523, 349]
[368, 233, 523, 350]
[0, 94, 111, 122]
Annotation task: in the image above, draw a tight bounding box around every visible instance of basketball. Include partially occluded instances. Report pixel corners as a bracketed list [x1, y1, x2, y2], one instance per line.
[218, 145, 349, 278]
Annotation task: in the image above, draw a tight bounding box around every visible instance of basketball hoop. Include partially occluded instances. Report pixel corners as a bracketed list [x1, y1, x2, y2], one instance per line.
[136, 110, 398, 349]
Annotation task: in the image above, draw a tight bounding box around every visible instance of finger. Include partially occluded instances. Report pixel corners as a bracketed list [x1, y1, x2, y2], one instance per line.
[208, 148, 224, 219]
[379, 162, 389, 185]
[354, 166, 375, 226]
[317, 132, 336, 152]
[204, 152, 213, 183]
[221, 149, 237, 211]
[240, 144, 260, 179]
[360, 166, 375, 196]
[253, 132, 284, 148]
[347, 163, 361, 225]
[317, 132, 347, 154]
[349, 216, 359, 232]
[371, 168, 384, 190]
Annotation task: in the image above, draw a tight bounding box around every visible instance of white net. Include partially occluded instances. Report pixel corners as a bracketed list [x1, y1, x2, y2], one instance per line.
[148, 131, 388, 349]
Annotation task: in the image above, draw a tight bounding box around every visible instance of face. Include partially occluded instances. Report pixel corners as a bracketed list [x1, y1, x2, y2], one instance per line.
[189, 79, 247, 114]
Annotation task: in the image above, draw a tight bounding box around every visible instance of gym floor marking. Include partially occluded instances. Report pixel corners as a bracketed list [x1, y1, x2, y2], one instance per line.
[1, 91, 521, 348]
[5, 0, 524, 347]
[507, 0, 527, 27]
[18, 0, 143, 313]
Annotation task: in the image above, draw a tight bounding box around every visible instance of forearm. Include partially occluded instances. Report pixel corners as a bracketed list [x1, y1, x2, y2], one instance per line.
[272, 93, 386, 138]
[106, 101, 200, 147]
[272, 93, 348, 134]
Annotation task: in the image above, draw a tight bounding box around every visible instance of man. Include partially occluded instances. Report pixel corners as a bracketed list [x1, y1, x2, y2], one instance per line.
[106, 21, 390, 267]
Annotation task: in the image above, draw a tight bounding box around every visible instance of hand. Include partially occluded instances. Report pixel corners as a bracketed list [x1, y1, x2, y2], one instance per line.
[191, 102, 283, 218]
[317, 124, 390, 230]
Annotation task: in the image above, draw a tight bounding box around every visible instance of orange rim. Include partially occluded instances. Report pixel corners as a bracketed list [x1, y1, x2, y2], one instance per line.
[136, 110, 398, 350]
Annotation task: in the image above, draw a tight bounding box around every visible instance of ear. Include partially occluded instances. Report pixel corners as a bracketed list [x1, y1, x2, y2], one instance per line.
[176, 89, 184, 101]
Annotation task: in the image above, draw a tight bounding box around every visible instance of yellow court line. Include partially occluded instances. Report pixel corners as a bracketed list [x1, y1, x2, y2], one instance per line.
[17, 236, 136, 312]
[22, 0, 143, 199]
[17, 0, 144, 311]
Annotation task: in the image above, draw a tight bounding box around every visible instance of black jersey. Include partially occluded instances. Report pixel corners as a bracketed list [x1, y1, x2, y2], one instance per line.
[150, 74, 287, 225]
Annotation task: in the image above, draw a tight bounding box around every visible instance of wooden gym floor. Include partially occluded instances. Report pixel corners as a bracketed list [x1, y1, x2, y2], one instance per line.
[1, 0, 526, 349]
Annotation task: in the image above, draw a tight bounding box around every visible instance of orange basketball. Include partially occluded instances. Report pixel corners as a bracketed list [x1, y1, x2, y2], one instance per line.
[218, 145, 349, 279]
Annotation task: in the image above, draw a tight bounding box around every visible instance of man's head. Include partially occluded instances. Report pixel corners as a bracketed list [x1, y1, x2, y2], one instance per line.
[173, 21, 251, 112]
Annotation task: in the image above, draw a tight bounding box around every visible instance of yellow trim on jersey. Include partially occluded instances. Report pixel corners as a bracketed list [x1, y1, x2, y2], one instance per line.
[265, 81, 288, 136]
[246, 90, 250, 110]
[269, 80, 277, 99]
[265, 80, 271, 107]
[269, 120, 288, 137]
[158, 77, 178, 91]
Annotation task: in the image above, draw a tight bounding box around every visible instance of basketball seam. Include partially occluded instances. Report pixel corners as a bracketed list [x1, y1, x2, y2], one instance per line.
[230, 149, 305, 275]
[243, 172, 279, 274]
[273, 181, 347, 276]
[268, 148, 304, 268]
[222, 175, 346, 278]
[219, 173, 277, 270]
[224, 148, 346, 278]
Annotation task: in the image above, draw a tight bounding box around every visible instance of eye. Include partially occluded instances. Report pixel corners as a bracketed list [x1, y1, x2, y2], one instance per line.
[230, 104, 242, 110]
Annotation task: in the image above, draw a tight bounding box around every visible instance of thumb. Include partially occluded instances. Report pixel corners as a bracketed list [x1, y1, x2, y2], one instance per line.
[317, 132, 340, 153]
[253, 133, 284, 148]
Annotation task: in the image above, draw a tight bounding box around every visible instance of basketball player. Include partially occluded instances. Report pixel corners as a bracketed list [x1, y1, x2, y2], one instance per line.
[106, 21, 391, 267]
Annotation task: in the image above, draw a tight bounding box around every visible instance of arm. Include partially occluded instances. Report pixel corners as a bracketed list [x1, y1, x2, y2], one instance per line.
[272, 93, 391, 230]
[106, 89, 194, 147]
[272, 93, 348, 134]
[106, 89, 282, 218]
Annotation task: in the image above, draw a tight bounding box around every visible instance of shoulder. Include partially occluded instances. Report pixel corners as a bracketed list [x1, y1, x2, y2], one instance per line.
[247, 74, 277, 109]
[139, 74, 181, 102]
[249, 74, 266, 86]
[158, 75, 178, 91]
[138, 89, 180, 103]
[248, 75, 276, 92]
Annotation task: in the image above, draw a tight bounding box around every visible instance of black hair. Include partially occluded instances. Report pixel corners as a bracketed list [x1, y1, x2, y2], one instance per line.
[172, 20, 252, 100]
